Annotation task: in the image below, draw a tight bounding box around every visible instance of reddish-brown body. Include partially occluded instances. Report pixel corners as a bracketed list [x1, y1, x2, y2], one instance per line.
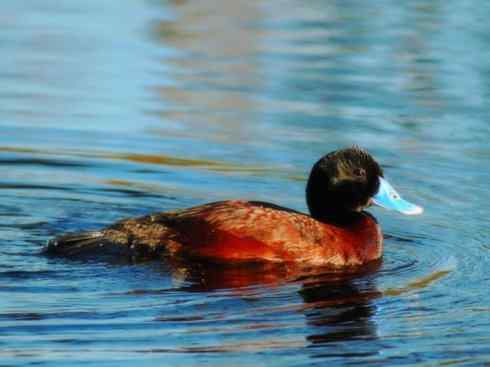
[91, 200, 383, 266]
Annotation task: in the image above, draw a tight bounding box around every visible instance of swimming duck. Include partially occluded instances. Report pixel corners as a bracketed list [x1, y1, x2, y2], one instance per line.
[46, 147, 422, 266]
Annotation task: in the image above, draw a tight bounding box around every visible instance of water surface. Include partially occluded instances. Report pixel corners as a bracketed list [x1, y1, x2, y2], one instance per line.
[2, 1, 490, 366]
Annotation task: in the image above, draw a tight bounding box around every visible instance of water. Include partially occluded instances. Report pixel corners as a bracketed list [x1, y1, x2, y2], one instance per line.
[1, 0, 490, 365]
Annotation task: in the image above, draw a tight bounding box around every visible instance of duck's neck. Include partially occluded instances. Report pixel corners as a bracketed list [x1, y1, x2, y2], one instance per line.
[306, 181, 365, 225]
[311, 208, 366, 226]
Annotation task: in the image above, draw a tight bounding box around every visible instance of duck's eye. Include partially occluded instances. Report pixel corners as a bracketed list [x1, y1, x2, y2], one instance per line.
[353, 168, 366, 177]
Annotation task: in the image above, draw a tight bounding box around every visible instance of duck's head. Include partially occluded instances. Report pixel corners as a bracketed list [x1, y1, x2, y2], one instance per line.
[306, 147, 423, 222]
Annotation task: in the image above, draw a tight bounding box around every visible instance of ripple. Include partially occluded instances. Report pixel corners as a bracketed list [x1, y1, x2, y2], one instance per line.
[0, 182, 75, 191]
[383, 266, 454, 297]
[0, 145, 290, 176]
[0, 270, 60, 280]
[0, 158, 88, 168]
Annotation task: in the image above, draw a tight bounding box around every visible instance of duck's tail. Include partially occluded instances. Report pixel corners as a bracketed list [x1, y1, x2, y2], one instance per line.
[44, 230, 133, 259]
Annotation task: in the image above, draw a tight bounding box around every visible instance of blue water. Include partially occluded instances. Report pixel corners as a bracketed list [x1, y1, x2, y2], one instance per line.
[2, 1, 490, 365]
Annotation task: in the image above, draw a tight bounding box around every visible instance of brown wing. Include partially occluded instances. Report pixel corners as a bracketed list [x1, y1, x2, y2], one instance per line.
[148, 200, 337, 262]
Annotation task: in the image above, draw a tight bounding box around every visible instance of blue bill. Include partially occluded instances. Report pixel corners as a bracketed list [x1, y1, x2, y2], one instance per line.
[372, 177, 423, 215]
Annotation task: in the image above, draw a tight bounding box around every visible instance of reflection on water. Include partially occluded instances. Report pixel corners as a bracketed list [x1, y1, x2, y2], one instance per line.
[149, 0, 264, 145]
[2, 0, 490, 366]
[120, 259, 383, 357]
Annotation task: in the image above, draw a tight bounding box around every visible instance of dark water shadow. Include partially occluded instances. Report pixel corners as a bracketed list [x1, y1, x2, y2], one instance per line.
[299, 275, 380, 353]
[175, 259, 383, 358]
[164, 258, 382, 351]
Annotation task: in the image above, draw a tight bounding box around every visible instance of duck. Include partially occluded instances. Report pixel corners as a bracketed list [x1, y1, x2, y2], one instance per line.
[46, 147, 423, 267]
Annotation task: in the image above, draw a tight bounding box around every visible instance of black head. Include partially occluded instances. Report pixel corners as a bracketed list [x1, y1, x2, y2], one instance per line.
[306, 147, 383, 222]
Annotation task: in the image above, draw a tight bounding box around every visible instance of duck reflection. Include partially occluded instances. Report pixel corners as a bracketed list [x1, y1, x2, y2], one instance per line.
[166, 258, 382, 348]
[299, 270, 381, 346]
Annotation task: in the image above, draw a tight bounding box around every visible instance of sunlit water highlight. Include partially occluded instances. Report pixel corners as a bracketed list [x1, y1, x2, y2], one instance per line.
[1, 1, 490, 366]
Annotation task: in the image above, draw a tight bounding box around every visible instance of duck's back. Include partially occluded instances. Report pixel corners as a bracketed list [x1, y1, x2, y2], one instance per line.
[46, 200, 382, 265]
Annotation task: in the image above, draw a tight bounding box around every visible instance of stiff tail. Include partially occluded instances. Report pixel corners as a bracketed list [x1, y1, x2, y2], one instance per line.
[45, 230, 133, 259]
